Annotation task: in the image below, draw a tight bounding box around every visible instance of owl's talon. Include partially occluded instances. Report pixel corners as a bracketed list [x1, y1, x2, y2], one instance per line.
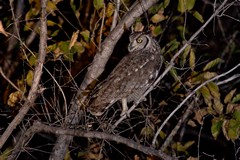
[120, 98, 130, 117]
[120, 110, 130, 117]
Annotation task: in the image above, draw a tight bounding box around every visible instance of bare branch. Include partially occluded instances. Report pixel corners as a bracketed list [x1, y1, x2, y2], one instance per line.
[80, 0, 159, 90]
[0, 67, 24, 95]
[112, 0, 230, 131]
[9, 121, 176, 160]
[160, 98, 197, 151]
[7, 0, 24, 52]
[0, 0, 47, 149]
[50, 1, 159, 159]
[152, 62, 240, 146]
[110, 0, 120, 31]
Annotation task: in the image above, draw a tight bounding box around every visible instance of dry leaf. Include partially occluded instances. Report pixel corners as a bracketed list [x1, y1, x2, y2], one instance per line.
[187, 119, 197, 127]
[151, 11, 165, 23]
[134, 22, 144, 32]
[134, 155, 140, 160]
[69, 30, 79, 49]
[187, 156, 198, 160]
[193, 108, 208, 125]
[7, 91, 23, 107]
[0, 20, 8, 37]
[224, 89, 236, 104]
[222, 119, 230, 141]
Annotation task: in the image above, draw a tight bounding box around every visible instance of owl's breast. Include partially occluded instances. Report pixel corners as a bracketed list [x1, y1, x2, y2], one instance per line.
[89, 49, 163, 115]
[110, 50, 162, 102]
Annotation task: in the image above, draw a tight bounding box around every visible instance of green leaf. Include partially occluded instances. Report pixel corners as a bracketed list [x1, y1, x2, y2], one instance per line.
[0, 147, 12, 159]
[47, 20, 62, 29]
[213, 98, 223, 114]
[159, 130, 166, 139]
[140, 126, 154, 140]
[172, 141, 195, 152]
[106, 2, 114, 17]
[59, 41, 70, 53]
[207, 82, 220, 99]
[232, 94, 240, 103]
[178, 0, 196, 13]
[80, 30, 90, 42]
[70, 0, 81, 19]
[93, 0, 104, 10]
[189, 49, 195, 70]
[203, 72, 217, 80]
[232, 110, 240, 121]
[71, 41, 85, 56]
[186, 0, 196, 11]
[170, 68, 179, 82]
[180, 45, 191, 67]
[148, 4, 163, 14]
[26, 70, 34, 87]
[203, 58, 223, 71]
[211, 117, 223, 140]
[192, 11, 204, 23]
[51, 29, 60, 37]
[47, 43, 58, 52]
[152, 25, 163, 36]
[191, 72, 205, 84]
[224, 89, 237, 104]
[151, 13, 165, 23]
[165, 39, 180, 54]
[28, 55, 37, 67]
[58, 41, 75, 62]
[70, 0, 76, 11]
[227, 119, 240, 141]
[177, 0, 185, 13]
[200, 85, 212, 107]
[164, 0, 170, 8]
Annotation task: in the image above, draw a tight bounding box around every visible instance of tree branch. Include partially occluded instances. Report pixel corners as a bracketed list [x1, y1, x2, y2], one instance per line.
[9, 121, 176, 160]
[152, 63, 240, 146]
[50, 1, 159, 159]
[0, 0, 47, 149]
[112, 0, 230, 131]
[80, 0, 158, 90]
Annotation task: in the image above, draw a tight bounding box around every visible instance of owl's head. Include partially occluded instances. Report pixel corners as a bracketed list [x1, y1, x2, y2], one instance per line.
[128, 32, 158, 52]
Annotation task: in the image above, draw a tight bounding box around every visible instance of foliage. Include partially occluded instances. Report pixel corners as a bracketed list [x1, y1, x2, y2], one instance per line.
[0, 0, 240, 159]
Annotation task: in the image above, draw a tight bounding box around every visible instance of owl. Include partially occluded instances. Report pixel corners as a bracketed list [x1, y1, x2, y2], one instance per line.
[89, 32, 163, 116]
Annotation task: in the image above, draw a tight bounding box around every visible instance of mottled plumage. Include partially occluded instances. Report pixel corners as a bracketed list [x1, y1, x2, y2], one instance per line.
[89, 32, 163, 116]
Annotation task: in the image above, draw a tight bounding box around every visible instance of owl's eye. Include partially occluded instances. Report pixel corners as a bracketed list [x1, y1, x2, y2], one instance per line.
[136, 38, 143, 43]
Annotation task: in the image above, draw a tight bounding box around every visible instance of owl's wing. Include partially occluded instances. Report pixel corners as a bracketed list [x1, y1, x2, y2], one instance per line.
[116, 51, 162, 102]
[89, 50, 162, 115]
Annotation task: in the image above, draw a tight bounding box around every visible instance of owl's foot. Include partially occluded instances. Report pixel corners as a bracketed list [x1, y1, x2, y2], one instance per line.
[120, 98, 130, 117]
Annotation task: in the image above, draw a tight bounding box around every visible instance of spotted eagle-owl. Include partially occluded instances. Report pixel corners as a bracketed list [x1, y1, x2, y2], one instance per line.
[89, 32, 163, 116]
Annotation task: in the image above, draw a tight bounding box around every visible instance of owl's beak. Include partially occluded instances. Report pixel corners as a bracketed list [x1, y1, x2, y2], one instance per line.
[128, 45, 136, 52]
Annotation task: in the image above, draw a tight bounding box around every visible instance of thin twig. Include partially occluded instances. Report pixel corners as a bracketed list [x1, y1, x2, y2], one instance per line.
[50, 1, 159, 159]
[160, 73, 240, 150]
[9, 121, 176, 160]
[216, 74, 240, 85]
[25, 21, 40, 46]
[0, 0, 47, 149]
[110, 0, 120, 31]
[0, 67, 24, 95]
[7, 0, 24, 52]
[152, 63, 240, 146]
[80, 0, 159, 90]
[160, 98, 197, 151]
[112, 0, 230, 131]
[43, 66, 68, 117]
[98, 4, 106, 49]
